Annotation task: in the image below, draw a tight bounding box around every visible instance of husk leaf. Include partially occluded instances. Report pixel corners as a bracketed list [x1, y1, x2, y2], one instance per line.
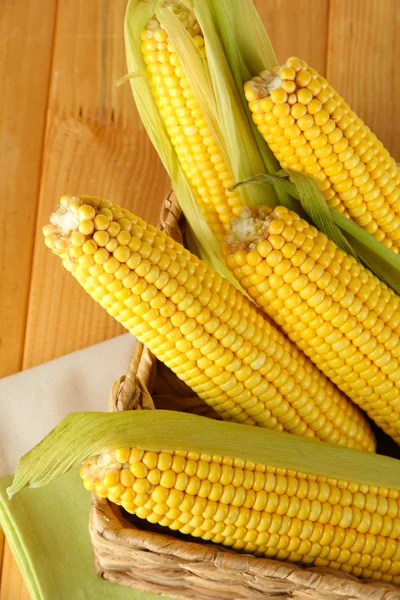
[206, 0, 296, 212]
[8, 410, 400, 499]
[186, 0, 277, 207]
[209, 0, 277, 80]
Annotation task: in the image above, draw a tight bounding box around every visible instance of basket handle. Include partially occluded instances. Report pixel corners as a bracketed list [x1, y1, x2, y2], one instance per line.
[109, 342, 155, 413]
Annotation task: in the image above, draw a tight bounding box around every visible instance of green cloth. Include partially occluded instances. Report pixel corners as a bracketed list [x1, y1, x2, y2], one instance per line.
[0, 471, 167, 600]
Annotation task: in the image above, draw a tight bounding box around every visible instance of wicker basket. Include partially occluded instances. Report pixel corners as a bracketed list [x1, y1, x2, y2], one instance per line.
[89, 195, 400, 600]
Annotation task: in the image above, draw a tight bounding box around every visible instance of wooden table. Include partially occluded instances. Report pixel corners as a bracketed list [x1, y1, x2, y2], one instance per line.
[0, 0, 398, 597]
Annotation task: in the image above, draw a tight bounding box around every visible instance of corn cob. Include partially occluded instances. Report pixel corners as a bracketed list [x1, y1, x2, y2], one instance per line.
[43, 195, 375, 450]
[81, 443, 400, 584]
[225, 205, 400, 444]
[141, 1, 243, 239]
[245, 57, 400, 254]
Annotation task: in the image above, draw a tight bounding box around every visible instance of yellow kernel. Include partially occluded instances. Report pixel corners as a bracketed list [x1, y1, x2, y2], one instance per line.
[282, 80, 296, 94]
[93, 230, 110, 247]
[297, 114, 314, 131]
[94, 214, 110, 231]
[285, 124, 301, 140]
[158, 452, 173, 472]
[269, 235, 285, 250]
[93, 248, 109, 265]
[113, 246, 131, 263]
[295, 70, 312, 88]
[104, 257, 120, 273]
[104, 469, 119, 488]
[116, 448, 131, 463]
[69, 246, 83, 259]
[152, 486, 169, 504]
[117, 230, 131, 246]
[147, 468, 161, 486]
[133, 479, 151, 495]
[291, 103, 307, 119]
[70, 231, 86, 247]
[160, 470, 176, 489]
[79, 204, 96, 220]
[259, 97, 274, 112]
[117, 217, 132, 231]
[308, 79, 322, 96]
[266, 250, 282, 267]
[130, 462, 148, 478]
[280, 67, 296, 80]
[106, 238, 118, 253]
[42, 224, 59, 237]
[271, 89, 288, 105]
[78, 220, 94, 235]
[307, 99, 323, 115]
[304, 125, 321, 141]
[82, 240, 97, 255]
[314, 109, 330, 127]
[297, 88, 313, 105]
[68, 200, 82, 214]
[286, 57, 303, 72]
[108, 221, 121, 238]
[120, 469, 134, 488]
[100, 206, 113, 217]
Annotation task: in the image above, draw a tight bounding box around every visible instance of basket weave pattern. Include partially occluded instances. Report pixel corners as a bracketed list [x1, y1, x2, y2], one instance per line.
[89, 195, 400, 600]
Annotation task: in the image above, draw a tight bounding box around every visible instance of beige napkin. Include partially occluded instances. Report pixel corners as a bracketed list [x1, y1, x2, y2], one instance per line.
[0, 333, 133, 477]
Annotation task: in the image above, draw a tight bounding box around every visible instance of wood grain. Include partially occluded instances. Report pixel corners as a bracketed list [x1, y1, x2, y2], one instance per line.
[0, 0, 57, 377]
[0, 547, 30, 600]
[22, 0, 169, 369]
[0, 528, 4, 580]
[327, 0, 400, 158]
[254, 0, 330, 74]
[1, 1, 399, 599]
[0, 0, 57, 597]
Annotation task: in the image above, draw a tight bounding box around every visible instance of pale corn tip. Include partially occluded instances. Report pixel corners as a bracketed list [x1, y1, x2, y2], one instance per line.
[42, 195, 117, 267]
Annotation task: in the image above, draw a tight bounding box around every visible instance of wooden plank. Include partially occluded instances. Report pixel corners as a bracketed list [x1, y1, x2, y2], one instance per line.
[22, 0, 170, 369]
[0, 0, 57, 377]
[327, 0, 400, 158]
[255, 0, 330, 74]
[0, 547, 30, 600]
[0, 0, 56, 597]
[0, 528, 4, 580]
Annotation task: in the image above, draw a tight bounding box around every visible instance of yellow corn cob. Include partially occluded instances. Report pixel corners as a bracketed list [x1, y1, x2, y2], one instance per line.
[43, 195, 375, 450]
[225, 205, 400, 444]
[141, 1, 243, 239]
[81, 444, 400, 584]
[245, 57, 400, 254]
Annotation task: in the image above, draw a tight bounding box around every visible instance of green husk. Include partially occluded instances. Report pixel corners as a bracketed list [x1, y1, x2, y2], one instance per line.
[231, 171, 400, 295]
[333, 210, 400, 295]
[123, 0, 241, 290]
[8, 410, 400, 499]
[184, 0, 276, 207]
[209, 0, 276, 80]
[286, 171, 357, 257]
[207, 0, 295, 212]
